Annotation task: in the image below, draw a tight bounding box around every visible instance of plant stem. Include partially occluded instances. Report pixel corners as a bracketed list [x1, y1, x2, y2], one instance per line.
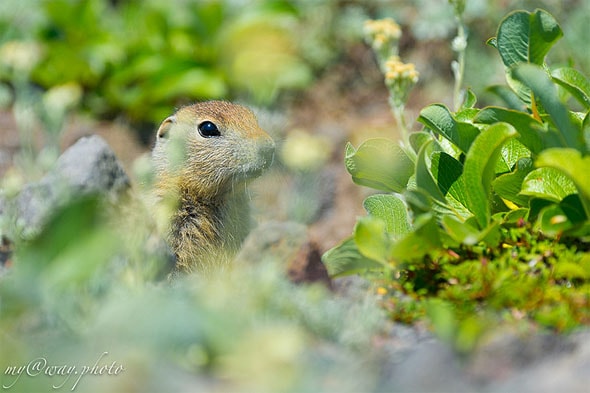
[453, 19, 467, 110]
[390, 101, 416, 161]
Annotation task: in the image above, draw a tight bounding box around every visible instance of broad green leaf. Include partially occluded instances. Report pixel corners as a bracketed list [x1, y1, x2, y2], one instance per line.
[415, 141, 446, 203]
[511, 64, 584, 151]
[455, 108, 480, 122]
[497, 138, 531, 174]
[418, 104, 480, 153]
[463, 122, 518, 228]
[475, 107, 556, 154]
[409, 131, 435, 154]
[430, 152, 464, 197]
[486, 85, 526, 110]
[430, 152, 471, 218]
[322, 238, 383, 277]
[536, 148, 590, 216]
[353, 216, 392, 266]
[552, 67, 590, 109]
[363, 194, 411, 239]
[493, 157, 534, 207]
[494, 9, 562, 68]
[345, 139, 413, 193]
[521, 167, 577, 202]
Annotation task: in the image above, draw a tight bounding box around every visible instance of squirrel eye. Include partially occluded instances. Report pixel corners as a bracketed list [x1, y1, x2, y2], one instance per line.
[198, 121, 220, 138]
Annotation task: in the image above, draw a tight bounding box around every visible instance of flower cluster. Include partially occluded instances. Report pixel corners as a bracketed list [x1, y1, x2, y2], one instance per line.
[384, 56, 419, 108]
[363, 18, 401, 66]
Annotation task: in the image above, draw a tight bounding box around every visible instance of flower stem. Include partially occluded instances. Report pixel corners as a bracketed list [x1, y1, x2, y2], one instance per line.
[452, 19, 467, 110]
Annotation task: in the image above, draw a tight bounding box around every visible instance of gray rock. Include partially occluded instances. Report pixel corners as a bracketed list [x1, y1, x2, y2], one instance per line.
[374, 325, 590, 393]
[51, 135, 129, 197]
[484, 329, 590, 393]
[4, 135, 130, 236]
[379, 339, 477, 393]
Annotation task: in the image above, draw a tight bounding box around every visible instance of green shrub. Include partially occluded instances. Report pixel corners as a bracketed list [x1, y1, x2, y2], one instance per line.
[324, 8, 590, 348]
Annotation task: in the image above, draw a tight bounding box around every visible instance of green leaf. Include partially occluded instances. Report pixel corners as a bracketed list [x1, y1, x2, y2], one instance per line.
[415, 141, 446, 203]
[511, 64, 584, 151]
[493, 157, 534, 207]
[429, 152, 472, 218]
[560, 194, 588, 224]
[391, 214, 441, 260]
[345, 139, 414, 193]
[521, 167, 578, 202]
[409, 132, 435, 154]
[353, 216, 392, 266]
[463, 123, 518, 228]
[494, 9, 562, 68]
[486, 85, 526, 111]
[461, 89, 477, 109]
[497, 138, 532, 174]
[441, 216, 481, 245]
[363, 194, 411, 239]
[443, 216, 501, 247]
[536, 204, 574, 236]
[536, 148, 590, 216]
[418, 104, 480, 153]
[552, 67, 590, 109]
[322, 238, 383, 277]
[475, 107, 555, 154]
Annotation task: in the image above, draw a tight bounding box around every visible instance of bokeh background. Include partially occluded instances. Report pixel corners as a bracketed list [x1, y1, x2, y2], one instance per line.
[1, 1, 589, 392]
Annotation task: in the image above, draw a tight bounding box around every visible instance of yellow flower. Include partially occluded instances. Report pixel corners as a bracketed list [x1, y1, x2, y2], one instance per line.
[363, 18, 402, 45]
[384, 57, 419, 85]
[383, 56, 419, 107]
[363, 18, 402, 62]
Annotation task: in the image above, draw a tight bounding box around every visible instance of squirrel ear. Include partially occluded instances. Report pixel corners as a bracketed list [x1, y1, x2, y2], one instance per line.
[157, 115, 176, 139]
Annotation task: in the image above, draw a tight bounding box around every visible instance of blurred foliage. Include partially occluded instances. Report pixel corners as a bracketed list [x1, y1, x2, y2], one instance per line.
[0, 193, 386, 392]
[0, 0, 354, 131]
[325, 8, 590, 352]
[1, 0, 588, 134]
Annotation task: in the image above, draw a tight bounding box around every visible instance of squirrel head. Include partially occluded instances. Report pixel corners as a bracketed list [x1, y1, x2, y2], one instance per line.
[153, 101, 275, 198]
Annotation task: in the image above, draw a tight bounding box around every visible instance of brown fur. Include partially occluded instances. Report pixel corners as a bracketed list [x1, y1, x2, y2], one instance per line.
[152, 101, 274, 273]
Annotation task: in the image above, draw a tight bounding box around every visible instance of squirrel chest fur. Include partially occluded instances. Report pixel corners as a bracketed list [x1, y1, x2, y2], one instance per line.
[152, 101, 275, 273]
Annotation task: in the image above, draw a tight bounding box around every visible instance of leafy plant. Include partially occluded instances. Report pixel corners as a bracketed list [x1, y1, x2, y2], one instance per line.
[0, 0, 314, 132]
[324, 8, 590, 345]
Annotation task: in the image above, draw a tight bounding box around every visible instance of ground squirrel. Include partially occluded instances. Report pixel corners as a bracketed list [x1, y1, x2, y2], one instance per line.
[152, 101, 275, 274]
